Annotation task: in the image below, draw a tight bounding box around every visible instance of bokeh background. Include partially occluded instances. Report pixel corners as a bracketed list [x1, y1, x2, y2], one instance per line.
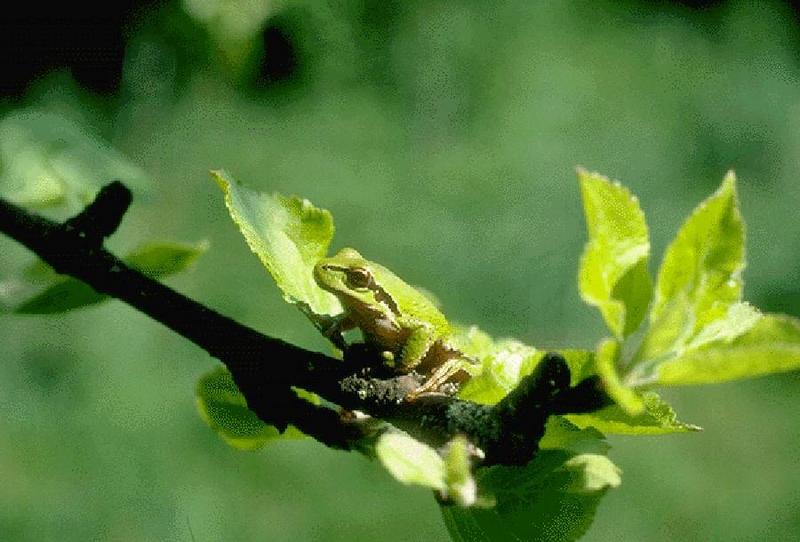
[1, 1, 799, 540]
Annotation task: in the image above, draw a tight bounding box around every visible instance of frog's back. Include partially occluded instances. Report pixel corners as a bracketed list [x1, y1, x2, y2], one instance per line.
[372, 262, 449, 332]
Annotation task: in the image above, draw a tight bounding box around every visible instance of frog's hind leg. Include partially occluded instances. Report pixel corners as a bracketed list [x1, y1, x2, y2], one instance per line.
[405, 356, 471, 400]
[399, 323, 437, 370]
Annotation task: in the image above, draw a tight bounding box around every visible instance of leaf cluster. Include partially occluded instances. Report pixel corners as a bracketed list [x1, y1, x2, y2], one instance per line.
[196, 169, 800, 541]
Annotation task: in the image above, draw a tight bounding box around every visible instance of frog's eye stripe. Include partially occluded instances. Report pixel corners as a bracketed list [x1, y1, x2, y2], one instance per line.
[370, 283, 400, 316]
[345, 267, 372, 289]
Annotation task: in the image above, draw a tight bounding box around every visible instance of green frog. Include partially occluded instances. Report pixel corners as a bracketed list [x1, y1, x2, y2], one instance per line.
[313, 248, 473, 397]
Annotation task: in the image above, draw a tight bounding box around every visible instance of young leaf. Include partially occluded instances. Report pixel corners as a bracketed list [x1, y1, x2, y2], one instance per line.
[212, 170, 342, 317]
[594, 338, 644, 415]
[638, 172, 750, 363]
[577, 169, 652, 339]
[443, 436, 485, 508]
[7, 241, 208, 314]
[566, 391, 701, 435]
[0, 109, 151, 211]
[451, 323, 594, 406]
[195, 366, 306, 450]
[441, 448, 620, 542]
[457, 339, 543, 405]
[538, 416, 609, 455]
[656, 314, 800, 385]
[374, 431, 446, 491]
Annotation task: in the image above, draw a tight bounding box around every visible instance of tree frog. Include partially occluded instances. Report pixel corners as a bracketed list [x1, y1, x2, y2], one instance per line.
[313, 247, 473, 397]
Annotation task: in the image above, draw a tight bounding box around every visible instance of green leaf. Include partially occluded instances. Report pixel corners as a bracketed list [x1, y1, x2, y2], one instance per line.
[442, 419, 619, 541]
[6, 241, 207, 314]
[441, 447, 620, 542]
[457, 338, 542, 405]
[595, 338, 644, 416]
[12, 280, 106, 315]
[638, 172, 749, 363]
[374, 431, 446, 491]
[0, 109, 150, 211]
[559, 349, 597, 385]
[195, 366, 305, 450]
[683, 301, 761, 351]
[538, 417, 609, 455]
[656, 314, 800, 385]
[212, 170, 342, 316]
[566, 391, 701, 435]
[124, 240, 210, 278]
[443, 436, 486, 508]
[577, 169, 652, 338]
[451, 324, 595, 406]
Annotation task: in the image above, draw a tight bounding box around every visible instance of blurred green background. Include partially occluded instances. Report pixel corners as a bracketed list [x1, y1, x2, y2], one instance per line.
[1, 1, 799, 540]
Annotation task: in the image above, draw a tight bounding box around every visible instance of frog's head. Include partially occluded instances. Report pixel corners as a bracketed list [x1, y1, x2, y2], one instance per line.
[314, 248, 381, 309]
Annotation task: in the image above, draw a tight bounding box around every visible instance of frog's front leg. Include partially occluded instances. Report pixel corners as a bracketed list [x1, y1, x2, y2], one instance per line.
[397, 321, 437, 371]
[300, 303, 354, 351]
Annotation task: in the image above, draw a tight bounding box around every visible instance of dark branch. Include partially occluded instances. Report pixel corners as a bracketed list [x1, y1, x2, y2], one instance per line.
[0, 183, 610, 465]
[64, 180, 132, 242]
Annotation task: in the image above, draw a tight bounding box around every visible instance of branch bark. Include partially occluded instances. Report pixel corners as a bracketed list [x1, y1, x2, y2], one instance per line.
[0, 182, 611, 465]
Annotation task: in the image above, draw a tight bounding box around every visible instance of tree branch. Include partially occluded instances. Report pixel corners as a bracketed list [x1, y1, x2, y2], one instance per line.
[0, 183, 610, 465]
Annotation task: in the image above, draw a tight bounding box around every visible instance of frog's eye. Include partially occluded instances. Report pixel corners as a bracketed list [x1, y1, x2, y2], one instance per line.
[346, 267, 372, 289]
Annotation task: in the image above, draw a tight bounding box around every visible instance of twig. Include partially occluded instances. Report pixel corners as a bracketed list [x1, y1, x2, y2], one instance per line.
[0, 182, 610, 465]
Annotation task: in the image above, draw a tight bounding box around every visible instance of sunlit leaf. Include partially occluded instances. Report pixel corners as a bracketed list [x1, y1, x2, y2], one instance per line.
[595, 338, 644, 415]
[656, 314, 800, 385]
[374, 431, 446, 491]
[212, 170, 342, 317]
[452, 325, 594, 406]
[443, 436, 485, 508]
[457, 339, 542, 405]
[637, 172, 751, 363]
[567, 392, 701, 435]
[577, 169, 652, 338]
[196, 366, 305, 450]
[538, 417, 609, 455]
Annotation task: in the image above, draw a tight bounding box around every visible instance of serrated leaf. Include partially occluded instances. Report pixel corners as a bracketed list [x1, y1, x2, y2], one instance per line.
[538, 417, 609, 455]
[212, 170, 342, 317]
[566, 391, 701, 435]
[7, 241, 207, 314]
[457, 339, 542, 405]
[0, 109, 150, 211]
[683, 301, 761, 351]
[441, 446, 620, 542]
[452, 327, 594, 406]
[449, 325, 496, 360]
[374, 431, 446, 491]
[656, 314, 800, 385]
[196, 366, 305, 450]
[577, 169, 652, 339]
[638, 172, 747, 363]
[595, 338, 644, 415]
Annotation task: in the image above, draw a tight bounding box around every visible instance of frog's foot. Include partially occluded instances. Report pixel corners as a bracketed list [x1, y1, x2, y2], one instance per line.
[404, 358, 469, 401]
[308, 311, 354, 351]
